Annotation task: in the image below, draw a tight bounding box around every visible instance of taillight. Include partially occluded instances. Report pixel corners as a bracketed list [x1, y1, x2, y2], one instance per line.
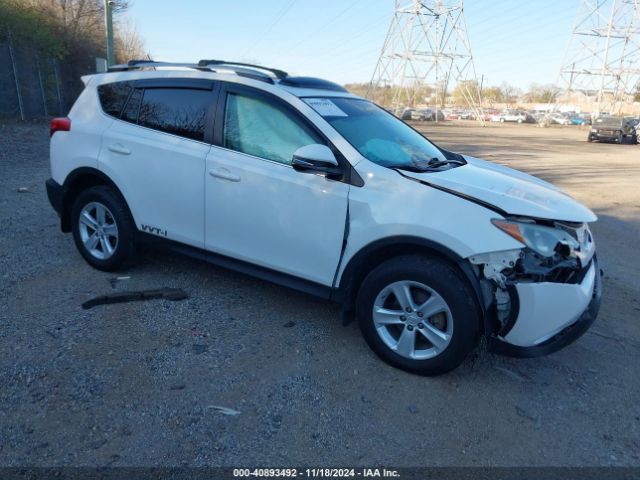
[50, 117, 71, 137]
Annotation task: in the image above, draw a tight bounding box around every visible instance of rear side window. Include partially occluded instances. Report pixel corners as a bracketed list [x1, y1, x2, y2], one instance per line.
[138, 88, 210, 142]
[97, 82, 131, 117]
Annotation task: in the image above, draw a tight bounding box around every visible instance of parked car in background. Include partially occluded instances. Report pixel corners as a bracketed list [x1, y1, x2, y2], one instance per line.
[519, 111, 536, 123]
[400, 108, 415, 120]
[624, 117, 639, 130]
[568, 113, 592, 125]
[480, 109, 498, 121]
[488, 112, 502, 122]
[547, 113, 571, 125]
[432, 109, 445, 121]
[390, 107, 414, 120]
[492, 110, 535, 123]
[411, 108, 433, 121]
[412, 109, 445, 121]
[531, 111, 549, 123]
[579, 113, 593, 125]
[459, 110, 476, 120]
[633, 118, 640, 139]
[589, 116, 638, 144]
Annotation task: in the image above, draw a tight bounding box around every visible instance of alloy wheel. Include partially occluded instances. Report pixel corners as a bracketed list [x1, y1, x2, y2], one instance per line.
[372, 280, 453, 360]
[78, 201, 119, 260]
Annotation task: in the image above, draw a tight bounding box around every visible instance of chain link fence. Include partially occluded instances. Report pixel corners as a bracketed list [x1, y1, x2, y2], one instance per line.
[0, 35, 94, 120]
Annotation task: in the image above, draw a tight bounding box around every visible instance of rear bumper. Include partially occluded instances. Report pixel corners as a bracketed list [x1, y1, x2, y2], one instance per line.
[489, 257, 601, 358]
[46, 178, 64, 217]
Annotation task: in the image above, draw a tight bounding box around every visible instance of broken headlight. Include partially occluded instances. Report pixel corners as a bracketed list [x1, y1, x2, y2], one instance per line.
[491, 219, 580, 258]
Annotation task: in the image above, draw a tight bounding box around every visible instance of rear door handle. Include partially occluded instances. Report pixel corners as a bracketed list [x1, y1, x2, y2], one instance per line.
[107, 143, 131, 155]
[209, 168, 240, 182]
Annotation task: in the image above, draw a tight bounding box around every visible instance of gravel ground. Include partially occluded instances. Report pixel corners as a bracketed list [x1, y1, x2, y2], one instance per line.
[0, 120, 638, 467]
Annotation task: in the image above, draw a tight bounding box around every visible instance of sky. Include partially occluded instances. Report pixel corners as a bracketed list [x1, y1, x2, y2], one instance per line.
[127, 0, 580, 90]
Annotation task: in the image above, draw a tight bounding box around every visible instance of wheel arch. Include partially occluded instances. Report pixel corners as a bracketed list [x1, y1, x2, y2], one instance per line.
[335, 236, 488, 329]
[60, 167, 130, 232]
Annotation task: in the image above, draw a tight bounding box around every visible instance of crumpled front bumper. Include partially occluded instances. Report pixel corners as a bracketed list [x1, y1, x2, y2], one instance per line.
[489, 257, 601, 358]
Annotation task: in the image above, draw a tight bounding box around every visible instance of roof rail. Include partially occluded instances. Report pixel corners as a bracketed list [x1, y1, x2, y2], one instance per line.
[107, 59, 282, 84]
[198, 59, 288, 80]
[109, 60, 207, 72]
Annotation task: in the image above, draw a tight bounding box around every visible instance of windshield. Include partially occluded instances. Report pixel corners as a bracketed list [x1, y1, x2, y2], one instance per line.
[303, 97, 448, 169]
[595, 117, 623, 128]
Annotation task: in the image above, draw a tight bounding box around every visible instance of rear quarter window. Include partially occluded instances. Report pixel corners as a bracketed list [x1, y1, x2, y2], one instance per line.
[97, 82, 132, 117]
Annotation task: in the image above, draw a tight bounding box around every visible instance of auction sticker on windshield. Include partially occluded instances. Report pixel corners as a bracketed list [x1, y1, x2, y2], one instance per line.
[304, 98, 348, 117]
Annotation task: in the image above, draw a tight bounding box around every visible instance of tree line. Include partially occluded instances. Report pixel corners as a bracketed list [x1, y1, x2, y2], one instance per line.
[347, 81, 562, 108]
[349, 79, 640, 108]
[0, 0, 146, 74]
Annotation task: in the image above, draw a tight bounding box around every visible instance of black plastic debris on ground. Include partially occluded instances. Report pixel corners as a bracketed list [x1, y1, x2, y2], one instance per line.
[81, 287, 188, 309]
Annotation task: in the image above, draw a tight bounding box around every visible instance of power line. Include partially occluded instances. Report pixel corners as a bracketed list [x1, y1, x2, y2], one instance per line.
[289, 0, 364, 51]
[241, 0, 297, 58]
[311, 11, 390, 59]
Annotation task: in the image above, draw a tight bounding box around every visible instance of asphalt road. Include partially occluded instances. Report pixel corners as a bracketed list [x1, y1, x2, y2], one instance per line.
[0, 120, 638, 467]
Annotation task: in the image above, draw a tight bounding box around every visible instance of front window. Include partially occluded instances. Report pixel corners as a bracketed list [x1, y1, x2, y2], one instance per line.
[304, 97, 447, 170]
[224, 93, 323, 165]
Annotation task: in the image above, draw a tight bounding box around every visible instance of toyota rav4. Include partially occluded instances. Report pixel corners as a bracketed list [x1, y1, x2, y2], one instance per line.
[46, 60, 601, 375]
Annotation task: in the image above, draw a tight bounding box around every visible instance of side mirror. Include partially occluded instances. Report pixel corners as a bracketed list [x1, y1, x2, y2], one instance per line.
[291, 144, 342, 177]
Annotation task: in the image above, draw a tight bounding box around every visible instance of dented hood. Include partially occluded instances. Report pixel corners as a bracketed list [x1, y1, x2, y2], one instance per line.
[402, 155, 597, 223]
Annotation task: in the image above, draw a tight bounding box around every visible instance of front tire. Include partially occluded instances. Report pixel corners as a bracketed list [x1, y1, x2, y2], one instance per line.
[71, 186, 137, 271]
[356, 255, 480, 376]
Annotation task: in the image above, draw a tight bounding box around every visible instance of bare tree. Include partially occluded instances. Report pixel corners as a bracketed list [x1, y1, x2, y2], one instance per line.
[499, 82, 522, 106]
[22, 0, 137, 57]
[524, 83, 560, 104]
[114, 20, 147, 62]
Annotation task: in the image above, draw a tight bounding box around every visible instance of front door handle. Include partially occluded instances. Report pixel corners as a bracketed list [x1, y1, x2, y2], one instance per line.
[108, 143, 131, 155]
[209, 168, 241, 182]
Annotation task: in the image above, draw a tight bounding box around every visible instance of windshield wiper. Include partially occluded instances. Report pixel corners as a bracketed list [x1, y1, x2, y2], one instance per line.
[392, 157, 463, 172]
[424, 158, 449, 168]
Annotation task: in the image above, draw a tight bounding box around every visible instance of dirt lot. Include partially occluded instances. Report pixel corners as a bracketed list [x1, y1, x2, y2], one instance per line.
[0, 120, 639, 467]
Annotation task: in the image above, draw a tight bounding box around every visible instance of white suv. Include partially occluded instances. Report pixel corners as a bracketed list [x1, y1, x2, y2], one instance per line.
[46, 60, 601, 375]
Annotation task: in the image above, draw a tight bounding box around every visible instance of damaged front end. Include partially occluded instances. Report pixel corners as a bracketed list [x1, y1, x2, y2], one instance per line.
[469, 218, 602, 357]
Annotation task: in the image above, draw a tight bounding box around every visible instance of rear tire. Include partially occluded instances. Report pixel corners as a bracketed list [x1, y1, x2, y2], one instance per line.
[356, 255, 480, 376]
[71, 185, 137, 271]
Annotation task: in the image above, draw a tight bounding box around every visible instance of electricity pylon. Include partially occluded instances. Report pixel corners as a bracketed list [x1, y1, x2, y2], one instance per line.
[367, 0, 483, 121]
[558, 0, 640, 115]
